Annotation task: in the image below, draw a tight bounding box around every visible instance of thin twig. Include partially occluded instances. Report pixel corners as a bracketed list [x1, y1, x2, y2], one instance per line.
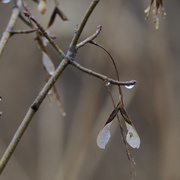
[0, 0, 99, 174]
[90, 40, 125, 104]
[76, 25, 102, 48]
[23, 11, 65, 58]
[9, 28, 38, 36]
[70, 60, 136, 86]
[0, 0, 22, 57]
[18, 12, 32, 27]
[70, 0, 99, 47]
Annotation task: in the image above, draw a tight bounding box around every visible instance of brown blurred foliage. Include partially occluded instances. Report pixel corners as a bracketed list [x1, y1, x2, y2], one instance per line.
[0, 0, 180, 180]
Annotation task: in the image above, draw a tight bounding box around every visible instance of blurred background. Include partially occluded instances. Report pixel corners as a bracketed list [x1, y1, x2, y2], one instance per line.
[0, 0, 180, 179]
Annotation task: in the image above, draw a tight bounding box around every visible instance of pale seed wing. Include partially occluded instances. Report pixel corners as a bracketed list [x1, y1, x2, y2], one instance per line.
[42, 51, 55, 75]
[97, 122, 112, 149]
[42, 30, 50, 46]
[97, 104, 120, 149]
[125, 122, 140, 149]
[37, 0, 46, 14]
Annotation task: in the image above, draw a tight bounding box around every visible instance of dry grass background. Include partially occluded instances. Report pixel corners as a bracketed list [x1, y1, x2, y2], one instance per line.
[0, 0, 180, 179]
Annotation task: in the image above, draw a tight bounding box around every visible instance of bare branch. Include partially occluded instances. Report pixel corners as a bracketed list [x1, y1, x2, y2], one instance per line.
[0, 0, 99, 174]
[18, 12, 32, 27]
[23, 11, 65, 58]
[0, 0, 22, 57]
[70, 60, 137, 86]
[70, 0, 99, 47]
[76, 25, 102, 48]
[9, 28, 38, 36]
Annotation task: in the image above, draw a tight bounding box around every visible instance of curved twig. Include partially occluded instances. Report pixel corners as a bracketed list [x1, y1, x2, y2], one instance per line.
[70, 60, 136, 86]
[76, 25, 102, 48]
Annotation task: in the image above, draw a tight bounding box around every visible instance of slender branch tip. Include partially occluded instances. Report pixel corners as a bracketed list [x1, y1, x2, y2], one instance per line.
[23, 11, 30, 17]
[129, 80, 137, 85]
[97, 25, 102, 30]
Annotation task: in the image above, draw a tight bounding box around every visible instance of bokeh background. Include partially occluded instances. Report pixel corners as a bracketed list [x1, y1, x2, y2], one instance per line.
[0, 0, 180, 179]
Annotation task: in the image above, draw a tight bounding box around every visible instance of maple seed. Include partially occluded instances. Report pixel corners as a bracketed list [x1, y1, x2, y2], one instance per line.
[38, 0, 47, 15]
[145, 0, 166, 29]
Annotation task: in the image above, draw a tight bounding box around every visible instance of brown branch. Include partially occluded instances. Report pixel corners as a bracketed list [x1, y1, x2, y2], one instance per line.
[70, 0, 99, 47]
[0, 0, 137, 177]
[23, 11, 65, 58]
[9, 28, 38, 36]
[90, 40, 124, 104]
[0, 0, 99, 174]
[18, 12, 32, 27]
[76, 25, 102, 48]
[70, 60, 137, 86]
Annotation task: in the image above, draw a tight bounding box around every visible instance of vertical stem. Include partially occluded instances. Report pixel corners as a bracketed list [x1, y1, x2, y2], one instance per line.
[70, 0, 99, 47]
[0, 0, 22, 57]
[0, 108, 35, 174]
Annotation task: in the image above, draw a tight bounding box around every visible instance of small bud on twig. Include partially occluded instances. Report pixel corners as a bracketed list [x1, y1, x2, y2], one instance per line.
[23, 11, 30, 18]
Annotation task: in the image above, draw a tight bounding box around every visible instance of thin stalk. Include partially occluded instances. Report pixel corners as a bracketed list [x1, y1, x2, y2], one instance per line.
[0, 0, 22, 57]
[0, 108, 35, 173]
[70, 0, 99, 47]
[9, 28, 38, 35]
[71, 61, 136, 86]
[24, 11, 65, 57]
